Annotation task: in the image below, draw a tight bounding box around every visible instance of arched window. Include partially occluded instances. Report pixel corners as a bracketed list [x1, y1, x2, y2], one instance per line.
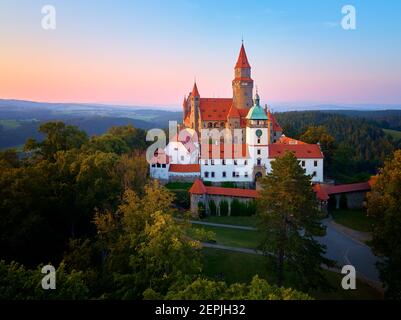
[257, 158, 262, 166]
[208, 122, 213, 128]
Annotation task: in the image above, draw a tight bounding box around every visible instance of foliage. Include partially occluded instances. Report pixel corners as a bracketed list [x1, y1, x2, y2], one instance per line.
[165, 275, 312, 300]
[339, 194, 348, 210]
[0, 260, 89, 300]
[197, 202, 206, 219]
[367, 150, 401, 299]
[208, 200, 217, 216]
[257, 151, 335, 291]
[275, 111, 396, 182]
[219, 200, 229, 216]
[0, 121, 148, 266]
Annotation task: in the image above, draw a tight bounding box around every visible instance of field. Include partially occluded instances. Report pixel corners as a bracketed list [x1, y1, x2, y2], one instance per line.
[193, 224, 262, 249]
[202, 248, 382, 300]
[331, 209, 375, 232]
[383, 128, 401, 140]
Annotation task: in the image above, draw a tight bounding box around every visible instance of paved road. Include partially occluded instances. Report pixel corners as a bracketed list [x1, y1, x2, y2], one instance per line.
[195, 218, 382, 286]
[315, 218, 381, 286]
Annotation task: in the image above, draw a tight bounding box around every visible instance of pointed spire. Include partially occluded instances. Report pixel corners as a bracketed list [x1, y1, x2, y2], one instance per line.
[235, 43, 251, 69]
[192, 81, 200, 97]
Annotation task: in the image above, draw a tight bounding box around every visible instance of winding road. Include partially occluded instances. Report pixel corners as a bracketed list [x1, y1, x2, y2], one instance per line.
[194, 218, 382, 287]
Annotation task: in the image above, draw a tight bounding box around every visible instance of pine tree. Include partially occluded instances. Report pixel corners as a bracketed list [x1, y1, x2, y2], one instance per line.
[257, 151, 335, 291]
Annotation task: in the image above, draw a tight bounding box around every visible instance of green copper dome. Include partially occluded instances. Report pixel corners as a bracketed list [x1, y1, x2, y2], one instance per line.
[246, 93, 267, 120]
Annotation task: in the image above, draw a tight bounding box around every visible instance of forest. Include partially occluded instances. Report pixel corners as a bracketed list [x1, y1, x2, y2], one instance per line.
[275, 111, 401, 183]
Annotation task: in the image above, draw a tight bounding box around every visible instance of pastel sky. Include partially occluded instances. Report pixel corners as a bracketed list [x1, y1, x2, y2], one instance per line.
[1, 0, 401, 108]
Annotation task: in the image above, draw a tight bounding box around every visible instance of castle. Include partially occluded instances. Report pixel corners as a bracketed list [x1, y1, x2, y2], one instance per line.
[150, 43, 324, 188]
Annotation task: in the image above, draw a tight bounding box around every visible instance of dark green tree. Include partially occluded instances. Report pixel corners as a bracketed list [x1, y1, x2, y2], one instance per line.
[257, 151, 335, 291]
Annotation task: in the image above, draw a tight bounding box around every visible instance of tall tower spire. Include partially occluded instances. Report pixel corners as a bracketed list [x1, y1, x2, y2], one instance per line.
[232, 42, 254, 109]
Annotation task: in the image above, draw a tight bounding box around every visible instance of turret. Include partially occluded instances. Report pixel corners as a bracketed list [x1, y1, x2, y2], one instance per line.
[232, 42, 254, 109]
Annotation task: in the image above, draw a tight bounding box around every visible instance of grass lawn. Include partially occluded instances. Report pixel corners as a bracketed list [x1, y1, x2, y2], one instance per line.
[193, 225, 262, 249]
[202, 248, 382, 300]
[331, 209, 375, 232]
[383, 128, 401, 140]
[202, 215, 259, 227]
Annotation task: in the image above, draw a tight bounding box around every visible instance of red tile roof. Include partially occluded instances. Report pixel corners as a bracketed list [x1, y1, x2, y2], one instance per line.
[227, 104, 240, 118]
[313, 184, 329, 201]
[269, 144, 323, 159]
[199, 98, 232, 121]
[277, 135, 306, 145]
[269, 112, 282, 132]
[192, 82, 200, 97]
[313, 180, 375, 201]
[235, 44, 251, 69]
[325, 182, 371, 194]
[189, 179, 258, 198]
[169, 164, 200, 173]
[189, 178, 207, 194]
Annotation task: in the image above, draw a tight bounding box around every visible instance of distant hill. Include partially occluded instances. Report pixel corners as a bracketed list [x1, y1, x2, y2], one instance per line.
[0, 99, 182, 149]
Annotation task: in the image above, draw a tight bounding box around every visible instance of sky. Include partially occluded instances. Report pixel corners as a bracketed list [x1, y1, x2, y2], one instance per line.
[0, 0, 401, 108]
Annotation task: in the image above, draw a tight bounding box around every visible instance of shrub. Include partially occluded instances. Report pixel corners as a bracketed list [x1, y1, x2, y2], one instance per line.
[208, 200, 217, 216]
[198, 202, 206, 219]
[219, 200, 229, 216]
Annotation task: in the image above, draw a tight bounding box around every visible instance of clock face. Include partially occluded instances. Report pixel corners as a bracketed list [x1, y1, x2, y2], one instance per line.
[256, 129, 263, 137]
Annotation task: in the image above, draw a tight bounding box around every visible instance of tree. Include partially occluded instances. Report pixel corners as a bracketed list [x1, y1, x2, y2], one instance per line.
[24, 121, 88, 161]
[164, 275, 312, 300]
[257, 151, 335, 291]
[367, 150, 401, 299]
[299, 126, 336, 177]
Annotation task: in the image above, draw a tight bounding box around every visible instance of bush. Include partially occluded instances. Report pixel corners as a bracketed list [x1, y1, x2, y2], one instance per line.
[208, 200, 217, 216]
[221, 182, 236, 188]
[230, 199, 256, 216]
[173, 191, 190, 208]
[219, 200, 229, 216]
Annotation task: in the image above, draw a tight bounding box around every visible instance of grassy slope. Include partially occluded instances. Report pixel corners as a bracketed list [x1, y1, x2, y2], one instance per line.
[193, 224, 262, 249]
[383, 128, 401, 140]
[331, 209, 375, 232]
[202, 248, 382, 300]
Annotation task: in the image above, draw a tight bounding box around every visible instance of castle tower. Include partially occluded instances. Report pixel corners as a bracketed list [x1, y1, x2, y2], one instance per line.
[245, 91, 269, 180]
[232, 43, 254, 109]
[189, 82, 200, 132]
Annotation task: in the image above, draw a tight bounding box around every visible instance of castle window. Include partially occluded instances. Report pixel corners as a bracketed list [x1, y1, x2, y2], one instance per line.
[208, 122, 213, 128]
[211, 172, 215, 178]
[162, 164, 166, 168]
[234, 160, 238, 165]
[257, 158, 262, 166]
[157, 163, 161, 168]
[211, 160, 215, 165]
[232, 171, 236, 178]
[222, 171, 226, 178]
[151, 164, 156, 168]
[257, 138, 261, 144]
[244, 160, 248, 165]
[314, 160, 318, 167]
[301, 160, 305, 167]
[205, 160, 208, 165]
[245, 172, 248, 178]
[312, 171, 317, 177]
[257, 149, 261, 155]
[180, 156, 184, 161]
[205, 172, 209, 178]
[222, 159, 226, 165]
